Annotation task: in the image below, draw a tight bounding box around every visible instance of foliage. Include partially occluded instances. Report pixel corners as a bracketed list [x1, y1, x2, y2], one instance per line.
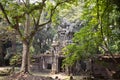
[63, 0, 120, 66]
[10, 53, 22, 66]
[59, 1, 83, 22]
[33, 26, 55, 54]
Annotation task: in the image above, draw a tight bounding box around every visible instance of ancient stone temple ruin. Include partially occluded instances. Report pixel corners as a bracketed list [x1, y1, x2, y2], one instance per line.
[51, 19, 82, 73]
[32, 19, 82, 73]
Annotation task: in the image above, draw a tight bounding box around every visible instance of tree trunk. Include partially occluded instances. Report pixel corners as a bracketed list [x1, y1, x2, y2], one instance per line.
[20, 0, 30, 73]
[20, 41, 30, 73]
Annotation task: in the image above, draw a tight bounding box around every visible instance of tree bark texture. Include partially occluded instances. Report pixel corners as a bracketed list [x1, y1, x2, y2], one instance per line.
[20, 41, 30, 73]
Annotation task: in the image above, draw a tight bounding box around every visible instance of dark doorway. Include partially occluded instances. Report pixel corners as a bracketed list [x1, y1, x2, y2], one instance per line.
[58, 57, 65, 72]
[47, 63, 52, 69]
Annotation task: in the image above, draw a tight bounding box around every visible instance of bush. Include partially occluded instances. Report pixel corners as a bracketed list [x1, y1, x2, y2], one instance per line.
[10, 53, 22, 67]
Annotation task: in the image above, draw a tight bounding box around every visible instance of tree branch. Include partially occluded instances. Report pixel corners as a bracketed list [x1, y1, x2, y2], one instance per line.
[36, 9, 42, 27]
[38, 0, 69, 28]
[35, 0, 46, 29]
[17, 27, 23, 39]
[0, 3, 12, 26]
[21, 0, 27, 7]
[29, 0, 69, 40]
[31, 14, 36, 25]
[0, 3, 23, 40]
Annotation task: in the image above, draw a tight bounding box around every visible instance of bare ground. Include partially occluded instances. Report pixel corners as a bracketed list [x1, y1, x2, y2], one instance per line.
[0, 67, 88, 80]
[5, 73, 54, 80]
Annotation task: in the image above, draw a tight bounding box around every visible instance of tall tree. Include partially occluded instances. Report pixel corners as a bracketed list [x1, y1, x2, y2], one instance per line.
[0, 0, 78, 74]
